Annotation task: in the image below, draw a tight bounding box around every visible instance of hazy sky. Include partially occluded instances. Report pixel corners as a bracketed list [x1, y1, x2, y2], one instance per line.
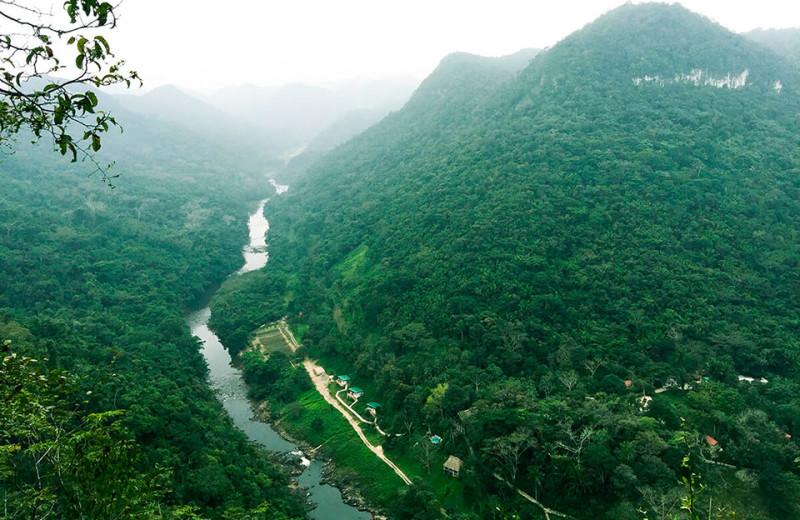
[109, 0, 800, 93]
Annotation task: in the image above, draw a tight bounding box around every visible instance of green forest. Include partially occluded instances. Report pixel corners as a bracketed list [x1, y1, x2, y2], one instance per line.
[0, 118, 306, 519]
[209, 4, 800, 519]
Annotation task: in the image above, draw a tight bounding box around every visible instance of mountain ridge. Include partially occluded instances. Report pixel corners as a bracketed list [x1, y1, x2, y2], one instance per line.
[210, 3, 800, 519]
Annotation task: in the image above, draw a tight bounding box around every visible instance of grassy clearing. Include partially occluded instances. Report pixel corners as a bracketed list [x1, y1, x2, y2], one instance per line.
[334, 244, 371, 285]
[273, 388, 405, 508]
[388, 447, 467, 512]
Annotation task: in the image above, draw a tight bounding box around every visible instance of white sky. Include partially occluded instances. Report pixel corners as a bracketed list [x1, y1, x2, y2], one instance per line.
[108, 0, 800, 93]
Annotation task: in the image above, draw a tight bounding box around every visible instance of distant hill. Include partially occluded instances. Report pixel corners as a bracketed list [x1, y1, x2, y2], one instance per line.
[112, 85, 289, 163]
[277, 51, 538, 181]
[211, 4, 800, 519]
[207, 77, 418, 146]
[746, 27, 800, 64]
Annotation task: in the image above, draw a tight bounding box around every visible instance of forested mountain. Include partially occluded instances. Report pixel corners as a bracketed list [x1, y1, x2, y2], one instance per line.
[210, 4, 800, 519]
[110, 85, 289, 165]
[746, 28, 800, 65]
[0, 106, 306, 517]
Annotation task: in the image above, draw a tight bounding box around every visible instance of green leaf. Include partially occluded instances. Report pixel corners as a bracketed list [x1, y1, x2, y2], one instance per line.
[95, 35, 110, 54]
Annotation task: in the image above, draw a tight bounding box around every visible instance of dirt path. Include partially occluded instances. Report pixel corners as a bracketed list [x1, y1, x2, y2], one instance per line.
[275, 320, 300, 352]
[303, 358, 412, 485]
[493, 474, 572, 519]
[272, 321, 411, 485]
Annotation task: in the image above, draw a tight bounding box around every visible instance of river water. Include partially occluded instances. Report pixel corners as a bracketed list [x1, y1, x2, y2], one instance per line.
[186, 181, 371, 520]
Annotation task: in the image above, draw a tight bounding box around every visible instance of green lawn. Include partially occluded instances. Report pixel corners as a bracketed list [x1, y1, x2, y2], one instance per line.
[273, 388, 407, 508]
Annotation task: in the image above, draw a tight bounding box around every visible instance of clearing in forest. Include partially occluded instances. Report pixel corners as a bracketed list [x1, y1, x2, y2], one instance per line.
[249, 322, 293, 357]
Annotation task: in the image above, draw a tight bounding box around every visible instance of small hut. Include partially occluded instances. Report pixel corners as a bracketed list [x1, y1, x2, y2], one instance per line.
[705, 435, 722, 450]
[336, 375, 351, 388]
[443, 455, 463, 477]
[366, 402, 381, 416]
[348, 387, 364, 400]
[430, 435, 443, 445]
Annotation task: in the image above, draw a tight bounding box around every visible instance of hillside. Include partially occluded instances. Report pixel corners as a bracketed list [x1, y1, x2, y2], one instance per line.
[0, 107, 306, 518]
[210, 3, 800, 519]
[746, 27, 800, 64]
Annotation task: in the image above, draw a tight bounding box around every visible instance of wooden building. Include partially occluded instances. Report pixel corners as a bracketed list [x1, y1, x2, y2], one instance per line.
[443, 455, 463, 477]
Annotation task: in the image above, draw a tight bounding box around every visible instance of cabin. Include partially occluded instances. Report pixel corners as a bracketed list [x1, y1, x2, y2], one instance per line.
[366, 402, 381, 416]
[348, 387, 364, 400]
[430, 435, 443, 445]
[624, 380, 633, 388]
[443, 455, 463, 477]
[336, 375, 351, 388]
[705, 435, 722, 450]
[639, 395, 653, 408]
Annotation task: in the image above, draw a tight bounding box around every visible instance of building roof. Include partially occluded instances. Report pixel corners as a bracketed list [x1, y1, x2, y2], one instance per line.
[337, 375, 351, 381]
[705, 435, 718, 446]
[349, 387, 363, 394]
[366, 402, 381, 409]
[457, 409, 473, 421]
[430, 435, 443, 444]
[624, 380, 633, 387]
[443, 455, 463, 472]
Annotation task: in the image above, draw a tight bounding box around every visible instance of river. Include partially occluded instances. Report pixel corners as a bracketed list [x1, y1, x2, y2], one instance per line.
[186, 181, 371, 520]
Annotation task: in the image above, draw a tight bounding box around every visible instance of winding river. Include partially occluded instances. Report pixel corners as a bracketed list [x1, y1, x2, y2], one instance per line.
[186, 181, 371, 520]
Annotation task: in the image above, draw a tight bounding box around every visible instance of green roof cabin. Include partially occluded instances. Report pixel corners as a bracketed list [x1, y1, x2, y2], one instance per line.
[348, 387, 364, 400]
[336, 375, 351, 387]
[366, 402, 381, 416]
[430, 435, 443, 445]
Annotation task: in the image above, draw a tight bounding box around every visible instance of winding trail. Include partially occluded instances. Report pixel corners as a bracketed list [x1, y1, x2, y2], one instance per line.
[335, 389, 373, 424]
[268, 320, 412, 486]
[302, 358, 412, 485]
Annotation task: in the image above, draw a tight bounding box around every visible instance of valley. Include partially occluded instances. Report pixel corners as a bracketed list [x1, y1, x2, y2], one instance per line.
[4, 2, 800, 520]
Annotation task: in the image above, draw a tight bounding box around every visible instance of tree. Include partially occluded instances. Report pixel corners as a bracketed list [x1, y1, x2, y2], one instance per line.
[0, 0, 139, 182]
[484, 429, 535, 484]
[414, 437, 438, 473]
[0, 340, 166, 519]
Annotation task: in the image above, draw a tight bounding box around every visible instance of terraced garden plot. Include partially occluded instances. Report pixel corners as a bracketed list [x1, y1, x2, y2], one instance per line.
[252, 324, 293, 356]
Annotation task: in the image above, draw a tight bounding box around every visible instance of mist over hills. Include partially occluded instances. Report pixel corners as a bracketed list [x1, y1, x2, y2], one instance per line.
[746, 27, 800, 65]
[109, 77, 418, 168]
[207, 77, 418, 145]
[209, 3, 800, 519]
[277, 50, 541, 181]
